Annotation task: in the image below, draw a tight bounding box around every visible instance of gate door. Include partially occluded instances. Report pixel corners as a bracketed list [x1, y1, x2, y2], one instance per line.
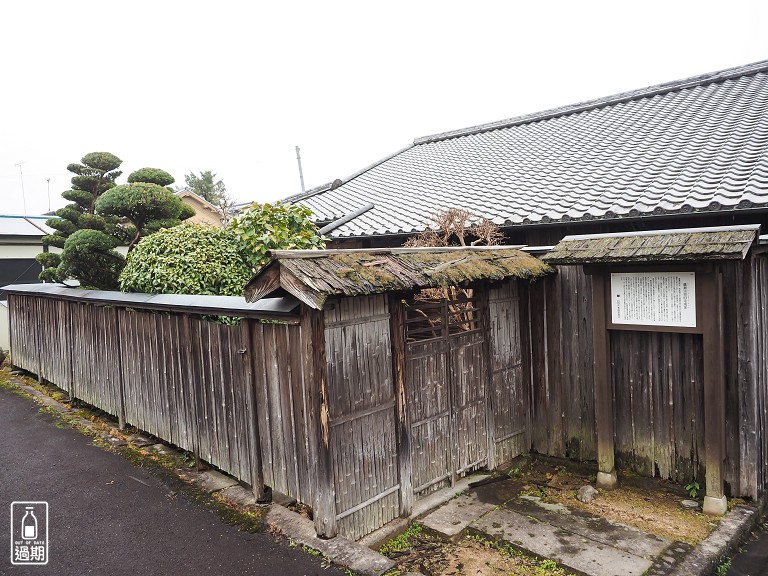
[405, 294, 488, 496]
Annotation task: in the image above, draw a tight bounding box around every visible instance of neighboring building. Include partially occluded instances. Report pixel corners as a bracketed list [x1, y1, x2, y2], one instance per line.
[0, 215, 54, 296]
[175, 190, 225, 227]
[281, 60, 768, 247]
[0, 214, 55, 351]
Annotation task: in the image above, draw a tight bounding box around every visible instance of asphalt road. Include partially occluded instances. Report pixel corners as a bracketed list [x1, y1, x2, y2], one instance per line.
[0, 385, 345, 576]
[729, 529, 768, 576]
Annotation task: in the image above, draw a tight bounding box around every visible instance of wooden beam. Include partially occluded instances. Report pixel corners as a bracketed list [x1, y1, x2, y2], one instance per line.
[268, 245, 527, 258]
[701, 270, 727, 515]
[517, 282, 534, 451]
[280, 268, 328, 310]
[300, 305, 337, 538]
[477, 283, 497, 470]
[244, 263, 281, 302]
[242, 320, 268, 502]
[389, 292, 413, 516]
[592, 270, 617, 488]
[112, 306, 127, 430]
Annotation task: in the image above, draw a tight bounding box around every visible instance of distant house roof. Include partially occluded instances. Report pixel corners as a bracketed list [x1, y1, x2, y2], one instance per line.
[287, 60, 768, 238]
[0, 215, 54, 238]
[175, 190, 223, 211]
[245, 246, 552, 309]
[542, 225, 760, 265]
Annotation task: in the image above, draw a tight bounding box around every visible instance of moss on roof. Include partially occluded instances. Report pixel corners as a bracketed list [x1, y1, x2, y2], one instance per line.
[246, 247, 553, 308]
[543, 227, 758, 264]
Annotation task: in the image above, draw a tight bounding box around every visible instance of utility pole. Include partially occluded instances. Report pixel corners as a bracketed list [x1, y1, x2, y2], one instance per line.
[14, 162, 27, 215]
[46, 178, 51, 212]
[295, 146, 306, 194]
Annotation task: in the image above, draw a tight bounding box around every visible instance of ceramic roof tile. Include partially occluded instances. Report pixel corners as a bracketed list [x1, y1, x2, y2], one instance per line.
[294, 61, 768, 237]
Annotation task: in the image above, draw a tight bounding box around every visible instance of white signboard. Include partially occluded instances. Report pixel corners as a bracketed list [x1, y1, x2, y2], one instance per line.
[610, 272, 696, 328]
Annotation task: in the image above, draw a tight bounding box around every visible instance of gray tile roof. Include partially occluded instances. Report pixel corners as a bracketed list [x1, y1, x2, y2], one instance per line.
[290, 60, 768, 238]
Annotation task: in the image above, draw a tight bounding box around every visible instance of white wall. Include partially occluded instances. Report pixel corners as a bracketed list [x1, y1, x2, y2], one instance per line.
[0, 245, 44, 259]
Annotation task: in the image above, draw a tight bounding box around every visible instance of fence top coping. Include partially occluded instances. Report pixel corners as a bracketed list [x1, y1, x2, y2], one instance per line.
[2, 283, 300, 320]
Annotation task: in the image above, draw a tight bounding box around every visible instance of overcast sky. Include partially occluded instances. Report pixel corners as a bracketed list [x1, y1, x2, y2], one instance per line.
[2, 1, 766, 216]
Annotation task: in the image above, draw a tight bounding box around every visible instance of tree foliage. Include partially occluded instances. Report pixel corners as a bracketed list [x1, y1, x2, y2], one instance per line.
[38, 152, 126, 288]
[119, 224, 251, 296]
[57, 230, 125, 289]
[96, 168, 193, 250]
[127, 167, 175, 186]
[37, 155, 194, 289]
[230, 202, 325, 271]
[183, 170, 228, 206]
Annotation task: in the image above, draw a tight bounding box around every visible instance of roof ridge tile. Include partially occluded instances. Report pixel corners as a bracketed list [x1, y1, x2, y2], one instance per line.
[415, 60, 768, 144]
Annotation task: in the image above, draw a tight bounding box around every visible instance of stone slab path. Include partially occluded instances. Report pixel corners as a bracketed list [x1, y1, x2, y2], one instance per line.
[422, 479, 674, 576]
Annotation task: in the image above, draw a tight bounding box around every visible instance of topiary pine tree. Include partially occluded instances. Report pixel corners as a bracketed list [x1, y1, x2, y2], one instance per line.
[36, 156, 195, 290]
[37, 152, 127, 287]
[95, 168, 195, 251]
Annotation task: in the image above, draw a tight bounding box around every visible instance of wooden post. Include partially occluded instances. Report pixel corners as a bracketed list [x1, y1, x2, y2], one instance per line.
[242, 320, 268, 503]
[591, 271, 617, 489]
[389, 294, 413, 516]
[112, 307, 127, 431]
[518, 281, 534, 451]
[701, 270, 727, 515]
[301, 305, 337, 538]
[477, 284, 497, 470]
[180, 314, 205, 472]
[6, 293, 14, 369]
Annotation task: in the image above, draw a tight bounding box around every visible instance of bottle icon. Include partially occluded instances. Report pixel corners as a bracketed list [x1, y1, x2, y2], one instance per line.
[21, 507, 37, 540]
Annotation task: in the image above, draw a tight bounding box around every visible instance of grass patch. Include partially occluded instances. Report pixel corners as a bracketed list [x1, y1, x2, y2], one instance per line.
[380, 523, 425, 555]
[715, 555, 731, 575]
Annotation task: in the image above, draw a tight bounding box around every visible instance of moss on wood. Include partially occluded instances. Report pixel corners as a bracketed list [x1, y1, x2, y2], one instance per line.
[544, 229, 757, 264]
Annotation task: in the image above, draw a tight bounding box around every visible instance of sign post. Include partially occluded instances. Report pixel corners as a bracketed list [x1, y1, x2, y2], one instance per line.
[591, 266, 726, 514]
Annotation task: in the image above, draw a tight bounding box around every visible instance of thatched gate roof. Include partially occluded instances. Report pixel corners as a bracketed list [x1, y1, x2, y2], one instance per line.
[245, 246, 552, 309]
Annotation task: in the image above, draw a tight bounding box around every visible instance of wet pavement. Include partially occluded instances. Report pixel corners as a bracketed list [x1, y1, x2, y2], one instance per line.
[0, 384, 344, 576]
[729, 528, 768, 576]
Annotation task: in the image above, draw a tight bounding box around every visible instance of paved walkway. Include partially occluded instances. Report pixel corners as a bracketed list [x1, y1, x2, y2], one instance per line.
[0, 385, 345, 576]
[422, 477, 686, 576]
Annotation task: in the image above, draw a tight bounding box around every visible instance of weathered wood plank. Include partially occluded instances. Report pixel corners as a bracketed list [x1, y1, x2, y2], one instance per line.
[301, 304, 336, 538]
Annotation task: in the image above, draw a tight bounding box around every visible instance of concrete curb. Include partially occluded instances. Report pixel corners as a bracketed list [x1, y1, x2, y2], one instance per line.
[669, 504, 761, 576]
[410, 473, 492, 519]
[7, 374, 396, 576]
[266, 505, 395, 576]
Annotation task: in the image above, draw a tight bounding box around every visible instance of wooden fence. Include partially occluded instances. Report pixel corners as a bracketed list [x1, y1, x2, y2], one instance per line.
[6, 281, 531, 541]
[524, 254, 768, 499]
[7, 291, 312, 507]
[8, 251, 768, 542]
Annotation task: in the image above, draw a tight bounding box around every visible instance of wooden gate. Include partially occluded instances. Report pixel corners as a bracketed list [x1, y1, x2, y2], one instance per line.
[405, 294, 489, 495]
